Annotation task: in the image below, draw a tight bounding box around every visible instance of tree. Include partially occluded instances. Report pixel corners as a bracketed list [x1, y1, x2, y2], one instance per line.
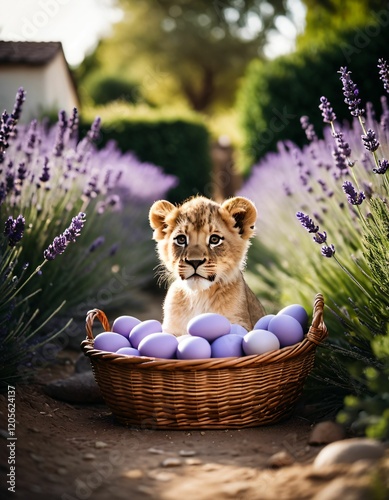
[77, 0, 293, 112]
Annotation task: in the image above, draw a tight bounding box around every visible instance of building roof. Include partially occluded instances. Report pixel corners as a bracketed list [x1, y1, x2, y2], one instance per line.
[0, 41, 63, 66]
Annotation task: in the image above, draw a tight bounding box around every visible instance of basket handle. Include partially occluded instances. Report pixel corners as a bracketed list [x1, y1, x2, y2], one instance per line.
[85, 308, 111, 340]
[307, 293, 328, 345]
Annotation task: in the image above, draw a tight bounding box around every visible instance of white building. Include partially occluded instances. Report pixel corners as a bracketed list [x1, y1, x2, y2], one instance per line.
[0, 41, 79, 121]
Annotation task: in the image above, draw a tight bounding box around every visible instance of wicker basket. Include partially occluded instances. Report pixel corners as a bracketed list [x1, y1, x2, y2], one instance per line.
[81, 293, 328, 429]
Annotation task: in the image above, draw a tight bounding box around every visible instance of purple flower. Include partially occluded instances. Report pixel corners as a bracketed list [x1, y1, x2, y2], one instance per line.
[319, 96, 336, 123]
[381, 96, 389, 131]
[43, 212, 86, 260]
[53, 110, 68, 157]
[334, 132, 351, 157]
[296, 211, 319, 233]
[373, 159, 389, 174]
[4, 214, 25, 247]
[361, 128, 380, 152]
[378, 58, 389, 93]
[68, 108, 79, 140]
[342, 181, 365, 205]
[313, 231, 327, 244]
[321, 244, 336, 258]
[89, 236, 105, 253]
[338, 67, 364, 117]
[300, 115, 317, 142]
[39, 157, 50, 183]
[332, 147, 348, 172]
[11, 87, 26, 123]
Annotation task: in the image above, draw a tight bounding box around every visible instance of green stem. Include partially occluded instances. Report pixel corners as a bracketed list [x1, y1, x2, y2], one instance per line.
[2, 260, 48, 306]
[333, 255, 374, 302]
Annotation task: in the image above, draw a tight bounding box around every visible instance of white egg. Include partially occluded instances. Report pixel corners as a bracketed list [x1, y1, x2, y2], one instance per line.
[242, 329, 280, 356]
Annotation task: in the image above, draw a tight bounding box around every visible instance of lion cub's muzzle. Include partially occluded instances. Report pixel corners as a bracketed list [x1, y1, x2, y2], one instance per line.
[179, 258, 216, 283]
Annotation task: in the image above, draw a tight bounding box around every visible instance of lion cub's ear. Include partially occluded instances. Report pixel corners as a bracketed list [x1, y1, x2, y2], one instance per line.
[221, 197, 257, 239]
[149, 200, 176, 240]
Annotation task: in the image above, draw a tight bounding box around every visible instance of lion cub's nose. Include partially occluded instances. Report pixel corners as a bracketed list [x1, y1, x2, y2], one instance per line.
[185, 258, 206, 270]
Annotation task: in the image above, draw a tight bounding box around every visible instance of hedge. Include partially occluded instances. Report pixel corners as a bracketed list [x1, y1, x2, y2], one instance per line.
[80, 105, 212, 203]
[238, 21, 389, 170]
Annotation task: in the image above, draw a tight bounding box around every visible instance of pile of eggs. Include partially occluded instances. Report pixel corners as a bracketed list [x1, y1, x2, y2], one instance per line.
[93, 304, 309, 360]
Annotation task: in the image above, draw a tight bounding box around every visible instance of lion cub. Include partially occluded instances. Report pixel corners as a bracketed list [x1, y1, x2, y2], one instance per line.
[149, 196, 265, 335]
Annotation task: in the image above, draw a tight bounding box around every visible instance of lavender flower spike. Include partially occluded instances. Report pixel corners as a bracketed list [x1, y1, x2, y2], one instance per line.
[321, 244, 336, 258]
[313, 231, 327, 244]
[319, 96, 336, 123]
[296, 211, 319, 233]
[342, 181, 366, 206]
[378, 58, 389, 93]
[4, 214, 25, 247]
[338, 67, 364, 117]
[44, 212, 86, 260]
[361, 129, 380, 152]
[373, 159, 389, 174]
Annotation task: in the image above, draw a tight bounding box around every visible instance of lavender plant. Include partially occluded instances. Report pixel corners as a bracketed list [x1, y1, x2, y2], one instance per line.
[240, 61, 389, 438]
[0, 88, 177, 385]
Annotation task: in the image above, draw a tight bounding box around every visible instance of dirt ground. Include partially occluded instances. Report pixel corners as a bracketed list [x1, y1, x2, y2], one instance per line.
[1, 292, 387, 500]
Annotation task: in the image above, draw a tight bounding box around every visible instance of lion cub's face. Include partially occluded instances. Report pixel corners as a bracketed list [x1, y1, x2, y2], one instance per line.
[149, 196, 257, 291]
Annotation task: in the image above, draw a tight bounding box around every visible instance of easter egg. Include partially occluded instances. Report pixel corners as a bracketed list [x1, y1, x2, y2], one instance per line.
[138, 332, 178, 359]
[94, 332, 131, 352]
[229, 324, 248, 336]
[116, 347, 140, 356]
[112, 315, 141, 338]
[129, 319, 162, 348]
[277, 304, 309, 331]
[242, 329, 280, 356]
[253, 314, 276, 331]
[211, 334, 243, 358]
[187, 313, 230, 341]
[176, 336, 211, 360]
[268, 314, 304, 348]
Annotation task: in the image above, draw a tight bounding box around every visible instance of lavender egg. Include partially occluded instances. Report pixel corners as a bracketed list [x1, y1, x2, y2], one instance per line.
[277, 304, 309, 331]
[129, 319, 162, 348]
[138, 332, 178, 359]
[187, 313, 230, 341]
[112, 315, 141, 338]
[253, 314, 276, 331]
[94, 332, 131, 352]
[116, 347, 140, 356]
[229, 324, 248, 336]
[176, 336, 211, 360]
[211, 334, 243, 358]
[242, 329, 280, 355]
[268, 314, 304, 348]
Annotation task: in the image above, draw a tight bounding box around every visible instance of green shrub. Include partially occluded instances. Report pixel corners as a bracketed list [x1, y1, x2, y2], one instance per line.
[238, 22, 389, 171]
[86, 74, 141, 106]
[80, 104, 212, 203]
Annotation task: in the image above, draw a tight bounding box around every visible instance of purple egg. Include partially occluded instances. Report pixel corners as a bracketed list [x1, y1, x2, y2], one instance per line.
[176, 336, 211, 360]
[94, 332, 131, 352]
[138, 332, 178, 359]
[277, 304, 309, 331]
[116, 347, 140, 356]
[112, 315, 141, 338]
[253, 314, 276, 331]
[242, 330, 280, 355]
[268, 314, 304, 348]
[229, 324, 248, 336]
[211, 334, 243, 358]
[187, 313, 230, 341]
[129, 319, 162, 348]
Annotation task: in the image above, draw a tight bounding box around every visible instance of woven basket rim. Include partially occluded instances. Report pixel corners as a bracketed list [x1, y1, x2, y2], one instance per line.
[82, 293, 328, 370]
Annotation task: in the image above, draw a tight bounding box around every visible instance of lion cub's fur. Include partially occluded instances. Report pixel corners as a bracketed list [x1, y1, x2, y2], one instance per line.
[149, 196, 265, 335]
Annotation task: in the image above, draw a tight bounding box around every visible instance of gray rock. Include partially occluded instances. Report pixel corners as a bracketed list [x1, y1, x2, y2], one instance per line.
[44, 371, 104, 404]
[313, 438, 385, 468]
[309, 421, 347, 445]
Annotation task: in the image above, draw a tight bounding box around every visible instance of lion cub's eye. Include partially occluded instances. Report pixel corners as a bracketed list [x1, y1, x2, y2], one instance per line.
[209, 234, 223, 247]
[174, 234, 187, 247]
